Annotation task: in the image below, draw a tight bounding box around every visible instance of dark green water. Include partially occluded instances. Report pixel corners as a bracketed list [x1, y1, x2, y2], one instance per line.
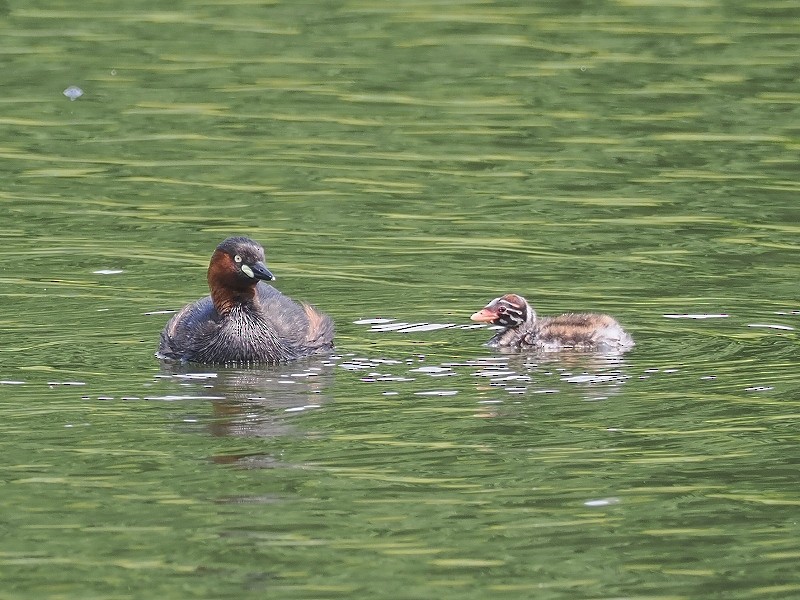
[1, 1, 799, 598]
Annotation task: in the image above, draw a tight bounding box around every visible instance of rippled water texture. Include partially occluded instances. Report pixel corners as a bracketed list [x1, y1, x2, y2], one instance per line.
[1, 0, 799, 598]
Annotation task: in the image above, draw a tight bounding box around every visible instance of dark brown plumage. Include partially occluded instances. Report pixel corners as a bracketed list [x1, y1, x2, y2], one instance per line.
[157, 237, 334, 364]
[471, 293, 633, 351]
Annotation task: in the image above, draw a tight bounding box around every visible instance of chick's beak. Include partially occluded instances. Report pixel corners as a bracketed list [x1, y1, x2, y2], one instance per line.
[470, 308, 497, 323]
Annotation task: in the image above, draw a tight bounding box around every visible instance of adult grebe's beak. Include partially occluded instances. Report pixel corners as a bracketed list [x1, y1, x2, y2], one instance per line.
[246, 261, 275, 281]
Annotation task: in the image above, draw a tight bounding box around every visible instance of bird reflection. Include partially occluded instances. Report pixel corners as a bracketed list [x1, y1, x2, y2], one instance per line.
[157, 356, 335, 450]
[470, 350, 632, 402]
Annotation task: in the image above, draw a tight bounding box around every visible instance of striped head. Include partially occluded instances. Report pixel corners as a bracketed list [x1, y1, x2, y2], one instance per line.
[470, 294, 533, 329]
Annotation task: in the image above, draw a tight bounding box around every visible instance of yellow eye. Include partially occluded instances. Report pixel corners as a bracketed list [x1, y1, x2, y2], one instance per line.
[234, 255, 242, 263]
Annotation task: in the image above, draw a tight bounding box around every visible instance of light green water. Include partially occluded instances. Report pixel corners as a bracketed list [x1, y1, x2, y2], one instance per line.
[1, 1, 799, 598]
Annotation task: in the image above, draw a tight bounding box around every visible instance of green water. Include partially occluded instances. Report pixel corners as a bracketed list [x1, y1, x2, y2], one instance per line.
[2, 0, 799, 598]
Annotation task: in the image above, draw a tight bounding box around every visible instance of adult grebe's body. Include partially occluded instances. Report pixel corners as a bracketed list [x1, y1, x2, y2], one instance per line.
[157, 237, 334, 364]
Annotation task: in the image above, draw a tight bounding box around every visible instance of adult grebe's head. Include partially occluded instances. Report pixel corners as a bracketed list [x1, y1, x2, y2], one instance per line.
[470, 293, 533, 328]
[206, 237, 274, 314]
[207, 236, 274, 288]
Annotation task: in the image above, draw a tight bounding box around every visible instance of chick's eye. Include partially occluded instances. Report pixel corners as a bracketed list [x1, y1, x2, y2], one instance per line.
[233, 255, 242, 263]
[497, 306, 506, 314]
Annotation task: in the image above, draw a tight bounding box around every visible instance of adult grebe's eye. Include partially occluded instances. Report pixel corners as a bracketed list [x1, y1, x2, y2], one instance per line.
[234, 254, 242, 263]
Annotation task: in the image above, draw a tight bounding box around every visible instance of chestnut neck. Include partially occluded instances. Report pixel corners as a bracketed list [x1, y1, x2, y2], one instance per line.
[207, 249, 258, 316]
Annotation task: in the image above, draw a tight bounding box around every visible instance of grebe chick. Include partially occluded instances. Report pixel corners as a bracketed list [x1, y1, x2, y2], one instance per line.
[471, 293, 633, 351]
[157, 236, 334, 364]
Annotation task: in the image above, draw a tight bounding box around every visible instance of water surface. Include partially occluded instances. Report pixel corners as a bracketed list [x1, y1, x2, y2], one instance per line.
[1, 1, 799, 598]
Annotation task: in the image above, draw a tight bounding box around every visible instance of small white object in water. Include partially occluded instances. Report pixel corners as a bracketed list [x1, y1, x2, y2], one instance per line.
[353, 318, 395, 325]
[473, 369, 514, 378]
[564, 374, 618, 384]
[284, 404, 321, 413]
[93, 269, 124, 275]
[63, 85, 83, 101]
[173, 373, 217, 380]
[143, 395, 226, 401]
[663, 313, 729, 319]
[584, 497, 620, 507]
[397, 323, 455, 333]
[370, 322, 415, 331]
[747, 323, 794, 331]
[409, 366, 451, 373]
